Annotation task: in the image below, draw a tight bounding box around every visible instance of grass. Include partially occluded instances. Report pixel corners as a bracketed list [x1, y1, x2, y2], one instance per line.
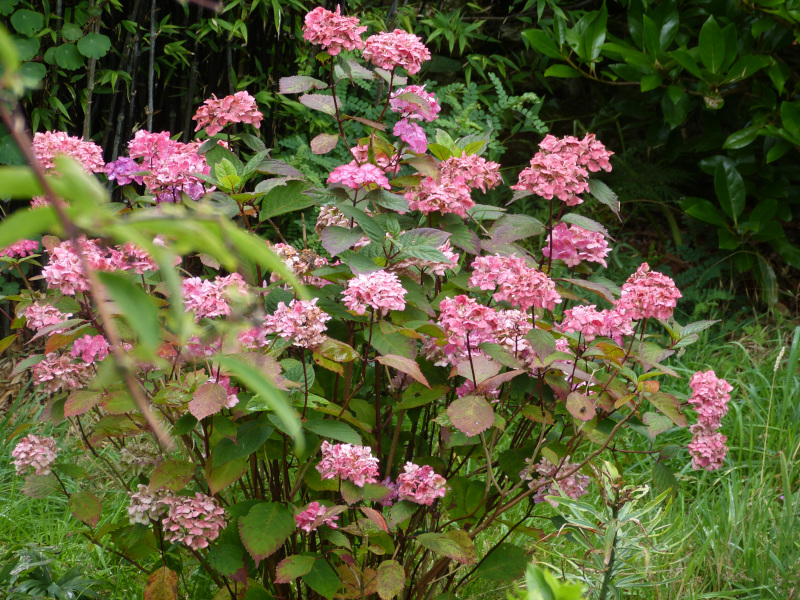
[2, 321, 799, 599]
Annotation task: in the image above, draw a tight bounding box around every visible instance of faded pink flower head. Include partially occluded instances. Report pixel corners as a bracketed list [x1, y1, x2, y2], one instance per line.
[521, 456, 590, 507]
[615, 263, 681, 321]
[363, 29, 431, 75]
[263, 298, 331, 349]
[560, 304, 607, 343]
[316, 441, 380, 487]
[350, 143, 400, 175]
[41, 237, 115, 295]
[688, 425, 728, 471]
[295, 501, 340, 533]
[162, 493, 226, 550]
[328, 161, 391, 190]
[539, 133, 613, 173]
[343, 270, 407, 316]
[111, 242, 158, 274]
[105, 157, 142, 185]
[32, 131, 105, 173]
[393, 118, 428, 154]
[543, 222, 610, 268]
[127, 484, 173, 525]
[469, 253, 561, 311]
[32, 353, 91, 393]
[688, 370, 733, 430]
[438, 153, 503, 193]
[437, 294, 499, 361]
[71, 335, 110, 364]
[303, 5, 367, 56]
[11, 434, 58, 476]
[0, 239, 39, 258]
[395, 462, 447, 506]
[389, 85, 441, 122]
[511, 150, 589, 206]
[193, 91, 263, 136]
[406, 175, 474, 217]
[25, 302, 72, 332]
[182, 273, 248, 320]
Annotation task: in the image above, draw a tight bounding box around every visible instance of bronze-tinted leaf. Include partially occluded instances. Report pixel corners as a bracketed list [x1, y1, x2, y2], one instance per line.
[447, 395, 494, 437]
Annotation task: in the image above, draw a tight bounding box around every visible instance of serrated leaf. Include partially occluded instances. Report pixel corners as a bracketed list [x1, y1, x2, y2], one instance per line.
[588, 179, 620, 218]
[64, 390, 102, 417]
[487, 214, 545, 246]
[22, 473, 60, 498]
[302, 556, 341, 598]
[473, 543, 528, 581]
[416, 531, 476, 565]
[149, 460, 195, 492]
[679, 319, 719, 336]
[239, 502, 295, 566]
[376, 560, 405, 600]
[560, 213, 609, 237]
[69, 491, 101, 527]
[376, 354, 430, 388]
[311, 133, 339, 155]
[276, 555, 317, 584]
[566, 392, 595, 421]
[447, 395, 494, 437]
[189, 382, 228, 420]
[315, 338, 359, 362]
[207, 458, 247, 495]
[304, 419, 362, 445]
[648, 392, 686, 427]
[279, 76, 327, 94]
[144, 567, 178, 600]
[299, 94, 336, 116]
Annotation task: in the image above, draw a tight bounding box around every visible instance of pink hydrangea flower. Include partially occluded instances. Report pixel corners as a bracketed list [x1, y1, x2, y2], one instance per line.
[316, 441, 380, 487]
[438, 295, 500, 360]
[688, 425, 728, 471]
[393, 118, 428, 154]
[511, 150, 589, 206]
[343, 270, 407, 316]
[104, 157, 142, 185]
[302, 5, 367, 56]
[560, 305, 607, 342]
[181, 273, 248, 320]
[0, 239, 39, 258]
[11, 434, 58, 476]
[32, 353, 91, 393]
[206, 375, 240, 409]
[269, 243, 331, 288]
[406, 175, 474, 217]
[263, 299, 331, 349]
[539, 133, 613, 172]
[127, 484, 173, 525]
[469, 253, 561, 311]
[193, 91, 263, 137]
[162, 493, 226, 551]
[350, 143, 400, 175]
[71, 335, 110, 364]
[615, 263, 681, 321]
[328, 161, 391, 190]
[438, 153, 503, 193]
[111, 243, 158, 274]
[362, 29, 431, 75]
[25, 302, 72, 332]
[688, 370, 733, 430]
[41, 237, 115, 295]
[295, 501, 340, 533]
[542, 222, 610, 268]
[389, 85, 441, 121]
[521, 456, 590, 507]
[598, 308, 634, 345]
[32, 131, 105, 173]
[493, 308, 534, 356]
[395, 462, 447, 506]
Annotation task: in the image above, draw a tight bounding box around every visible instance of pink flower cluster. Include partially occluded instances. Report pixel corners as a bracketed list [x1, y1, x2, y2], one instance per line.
[560, 304, 633, 344]
[162, 493, 227, 551]
[0, 239, 39, 258]
[32, 353, 91, 393]
[127, 484, 173, 525]
[263, 299, 331, 349]
[32, 131, 105, 173]
[362, 29, 431, 75]
[407, 153, 501, 217]
[437, 295, 499, 360]
[193, 91, 263, 137]
[389, 85, 440, 121]
[469, 254, 561, 311]
[270, 243, 330, 287]
[343, 270, 407, 316]
[539, 133, 613, 173]
[350, 143, 399, 175]
[687, 370, 732, 471]
[393, 119, 428, 154]
[104, 157, 141, 185]
[11, 434, 58, 476]
[392, 239, 459, 280]
[302, 5, 367, 56]
[328, 161, 391, 190]
[521, 456, 590, 507]
[316, 441, 380, 487]
[182, 273, 248, 320]
[543, 222, 610, 268]
[615, 263, 682, 322]
[209, 375, 240, 409]
[295, 501, 340, 533]
[24, 302, 72, 331]
[395, 462, 447, 506]
[71, 335, 110, 364]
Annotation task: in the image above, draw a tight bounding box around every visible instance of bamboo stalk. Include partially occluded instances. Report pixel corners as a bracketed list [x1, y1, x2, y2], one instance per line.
[146, 0, 156, 132]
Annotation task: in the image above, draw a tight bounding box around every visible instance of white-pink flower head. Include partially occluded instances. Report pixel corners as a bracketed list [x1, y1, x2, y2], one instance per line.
[32, 131, 105, 173]
[688, 425, 728, 471]
[328, 161, 391, 191]
[263, 298, 331, 349]
[181, 273, 248, 320]
[389, 85, 441, 122]
[303, 5, 367, 56]
[71, 334, 110, 364]
[11, 434, 58, 476]
[688, 370, 733, 430]
[316, 441, 380, 487]
[343, 270, 407, 316]
[395, 462, 447, 506]
[438, 153, 503, 193]
[193, 91, 263, 136]
[25, 302, 72, 332]
[560, 304, 607, 342]
[127, 484, 173, 525]
[363, 29, 431, 75]
[469, 253, 561, 311]
[521, 456, 590, 507]
[615, 263, 681, 321]
[32, 352, 91, 393]
[0, 239, 39, 258]
[295, 501, 340, 533]
[162, 493, 226, 551]
[543, 222, 610, 268]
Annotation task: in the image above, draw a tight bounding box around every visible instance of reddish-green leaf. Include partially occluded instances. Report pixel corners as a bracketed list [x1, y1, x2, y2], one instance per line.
[648, 392, 687, 427]
[311, 133, 340, 155]
[299, 93, 336, 115]
[64, 390, 102, 417]
[376, 560, 405, 600]
[315, 338, 359, 362]
[189, 382, 228, 421]
[144, 567, 178, 600]
[566, 392, 596, 421]
[360, 507, 389, 533]
[207, 458, 247, 495]
[149, 460, 195, 492]
[279, 76, 327, 94]
[69, 491, 101, 527]
[416, 531, 476, 565]
[447, 396, 494, 437]
[239, 502, 295, 566]
[376, 354, 430, 388]
[276, 555, 317, 584]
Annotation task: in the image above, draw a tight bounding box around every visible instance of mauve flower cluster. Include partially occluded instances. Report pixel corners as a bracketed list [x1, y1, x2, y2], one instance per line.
[560, 304, 633, 344]
[295, 501, 340, 533]
[182, 273, 248, 320]
[393, 119, 428, 153]
[395, 462, 447, 506]
[193, 91, 263, 137]
[687, 370, 732, 471]
[328, 161, 391, 190]
[362, 29, 431, 75]
[24, 302, 72, 332]
[521, 456, 590, 507]
[162, 493, 227, 550]
[539, 133, 614, 173]
[438, 153, 503, 193]
[127, 484, 173, 525]
[104, 157, 140, 185]
[343, 270, 407, 316]
[0, 239, 39, 258]
[615, 263, 681, 322]
[436, 295, 499, 362]
[389, 85, 441, 121]
[11, 435, 58, 476]
[264, 299, 331, 348]
[302, 5, 367, 56]
[32, 131, 105, 173]
[470, 253, 561, 311]
[350, 143, 399, 174]
[543, 222, 610, 268]
[32, 353, 91, 393]
[316, 441, 380, 487]
[71, 335, 110, 364]
[270, 243, 330, 288]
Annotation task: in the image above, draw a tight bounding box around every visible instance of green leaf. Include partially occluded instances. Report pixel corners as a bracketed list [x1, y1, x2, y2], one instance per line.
[77, 33, 111, 59]
[487, 214, 545, 246]
[10, 9, 42, 36]
[54, 43, 84, 70]
[723, 125, 762, 150]
[207, 544, 247, 577]
[336, 203, 385, 244]
[207, 458, 247, 495]
[320, 225, 364, 256]
[647, 392, 686, 427]
[303, 419, 362, 445]
[780, 101, 800, 143]
[680, 197, 728, 228]
[376, 560, 405, 600]
[370, 190, 410, 213]
[521, 29, 562, 59]
[447, 395, 494, 437]
[474, 543, 528, 581]
[698, 16, 725, 74]
[212, 420, 274, 467]
[416, 531, 476, 565]
[149, 460, 195, 492]
[543, 64, 582, 78]
[375, 354, 430, 388]
[582, 4, 608, 61]
[239, 502, 295, 566]
[97, 272, 162, 354]
[370, 329, 416, 359]
[0, 203, 56, 249]
[302, 556, 341, 599]
[68, 491, 102, 528]
[279, 76, 327, 94]
[714, 162, 745, 222]
[276, 555, 317, 584]
[259, 180, 313, 220]
[299, 93, 336, 116]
